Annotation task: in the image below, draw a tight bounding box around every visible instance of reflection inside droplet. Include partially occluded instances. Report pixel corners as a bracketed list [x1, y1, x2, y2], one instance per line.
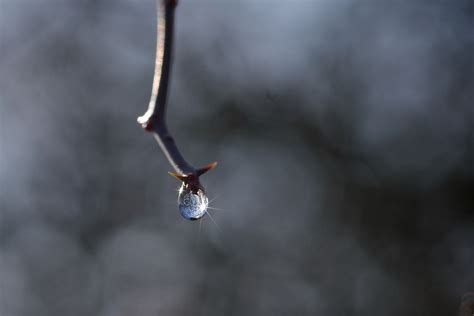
[177, 184, 208, 220]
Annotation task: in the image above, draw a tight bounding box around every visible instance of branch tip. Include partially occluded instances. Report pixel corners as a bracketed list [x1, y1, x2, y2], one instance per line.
[168, 171, 186, 181]
[139, 0, 217, 186]
[197, 161, 218, 176]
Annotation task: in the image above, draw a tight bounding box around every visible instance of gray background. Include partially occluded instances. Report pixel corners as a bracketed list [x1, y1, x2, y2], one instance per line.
[1, 0, 473, 315]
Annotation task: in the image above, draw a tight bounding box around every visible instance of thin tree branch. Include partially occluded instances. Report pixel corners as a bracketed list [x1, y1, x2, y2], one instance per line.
[137, 0, 216, 190]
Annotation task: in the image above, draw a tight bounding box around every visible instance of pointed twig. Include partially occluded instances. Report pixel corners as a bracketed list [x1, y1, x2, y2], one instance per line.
[137, 0, 216, 190]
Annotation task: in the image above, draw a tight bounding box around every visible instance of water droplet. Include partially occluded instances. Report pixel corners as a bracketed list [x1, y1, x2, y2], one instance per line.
[177, 185, 208, 220]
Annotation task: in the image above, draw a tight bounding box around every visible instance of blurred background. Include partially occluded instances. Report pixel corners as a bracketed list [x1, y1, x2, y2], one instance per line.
[1, 0, 473, 315]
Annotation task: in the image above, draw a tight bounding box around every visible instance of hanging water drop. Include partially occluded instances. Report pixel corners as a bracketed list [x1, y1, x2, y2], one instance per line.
[177, 184, 208, 220]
